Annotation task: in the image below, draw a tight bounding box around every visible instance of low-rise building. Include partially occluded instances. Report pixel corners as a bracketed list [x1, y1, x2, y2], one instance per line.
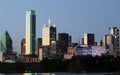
[22, 54, 38, 63]
[64, 46, 75, 59]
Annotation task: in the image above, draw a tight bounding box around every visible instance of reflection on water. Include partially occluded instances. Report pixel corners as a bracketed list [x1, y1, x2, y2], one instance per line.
[22, 73, 54, 75]
[41, 73, 50, 75]
[23, 73, 37, 75]
[0, 72, 119, 75]
[23, 72, 119, 75]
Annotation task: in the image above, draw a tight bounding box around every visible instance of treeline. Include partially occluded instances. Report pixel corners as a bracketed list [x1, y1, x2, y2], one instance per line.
[40, 55, 120, 73]
[0, 55, 120, 73]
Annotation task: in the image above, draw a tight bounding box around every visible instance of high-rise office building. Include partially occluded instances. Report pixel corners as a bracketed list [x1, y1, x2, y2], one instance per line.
[21, 38, 26, 55]
[101, 27, 119, 55]
[109, 27, 119, 49]
[50, 41, 56, 57]
[68, 35, 72, 46]
[101, 34, 114, 55]
[35, 38, 42, 55]
[42, 19, 56, 46]
[25, 10, 36, 55]
[108, 27, 119, 55]
[102, 35, 111, 47]
[83, 33, 95, 46]
[58, 33, 69, 53]
[0, 31, 12, 52]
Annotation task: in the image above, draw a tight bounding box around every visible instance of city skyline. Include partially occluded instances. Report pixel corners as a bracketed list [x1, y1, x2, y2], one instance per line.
[0, 0, 120, 53]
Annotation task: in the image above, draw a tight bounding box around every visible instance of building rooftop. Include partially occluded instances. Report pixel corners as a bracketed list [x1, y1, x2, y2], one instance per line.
[43, 19, 56, 27]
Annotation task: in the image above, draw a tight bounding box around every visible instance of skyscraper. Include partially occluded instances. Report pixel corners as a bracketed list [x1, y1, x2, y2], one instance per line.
[108, 27, 119, 55]
[58, 33, 69, 53]
[83, 33, 95, 46]
[42, 19, 56, 46]
[101, 27, 119, 55]
[0, 31, 12, 53]
[101, 35, 111, 47]
[25, 10, 36, 55]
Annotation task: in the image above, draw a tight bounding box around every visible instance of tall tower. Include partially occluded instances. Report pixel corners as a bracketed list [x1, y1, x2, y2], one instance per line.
[108, 27, 119, 55]
[42, 19, 56, 46]
[25, 10, 36, 55]
[58, 33, 69, 53]
[109, 27, 119, 48]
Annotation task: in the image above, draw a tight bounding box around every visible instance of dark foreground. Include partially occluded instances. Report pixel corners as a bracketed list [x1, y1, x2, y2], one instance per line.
[0, 55, 120, 73]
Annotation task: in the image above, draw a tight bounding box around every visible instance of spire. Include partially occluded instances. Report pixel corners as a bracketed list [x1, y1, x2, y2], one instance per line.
[48, 19, 51, 26]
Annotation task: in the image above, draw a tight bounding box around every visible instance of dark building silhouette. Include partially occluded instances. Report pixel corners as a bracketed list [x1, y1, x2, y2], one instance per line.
[57, 33, 69, 54]
[21, 38, 26, 55]
[35, 38, 42, 55]
[82, 38, 84, 45]
[50, 41, 57, 58]
[68, 35, 72, 46]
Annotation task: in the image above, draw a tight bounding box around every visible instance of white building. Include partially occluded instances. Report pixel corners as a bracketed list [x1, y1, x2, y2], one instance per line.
[42, 19, 56, 46]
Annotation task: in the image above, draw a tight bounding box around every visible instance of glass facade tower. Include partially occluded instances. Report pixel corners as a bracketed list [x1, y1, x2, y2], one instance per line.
[0, 31, 12, 52]
[25, 10, 36, 55]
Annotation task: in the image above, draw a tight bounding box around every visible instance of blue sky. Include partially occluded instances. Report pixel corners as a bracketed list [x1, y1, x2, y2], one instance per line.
[0, 0, 120, 53]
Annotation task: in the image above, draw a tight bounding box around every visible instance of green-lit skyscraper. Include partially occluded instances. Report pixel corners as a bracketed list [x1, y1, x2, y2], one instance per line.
[0, 31, 13, 52]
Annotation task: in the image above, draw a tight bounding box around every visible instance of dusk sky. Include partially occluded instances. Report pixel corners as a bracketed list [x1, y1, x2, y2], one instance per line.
[0, 0, 120, 53]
